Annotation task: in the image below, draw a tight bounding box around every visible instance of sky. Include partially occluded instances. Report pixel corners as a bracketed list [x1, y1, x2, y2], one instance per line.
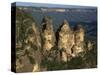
[12, 2, 97, 9]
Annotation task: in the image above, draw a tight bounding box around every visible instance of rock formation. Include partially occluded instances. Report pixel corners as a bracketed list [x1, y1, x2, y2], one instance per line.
[87, 40, 94, 51]
[72, 24, 85, 57]
[57, 20, 74, 62]
[41, 16, 56, 51]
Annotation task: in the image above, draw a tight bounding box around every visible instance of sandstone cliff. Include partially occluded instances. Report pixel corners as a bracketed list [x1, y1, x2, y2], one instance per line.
[16, 8, 42, 72]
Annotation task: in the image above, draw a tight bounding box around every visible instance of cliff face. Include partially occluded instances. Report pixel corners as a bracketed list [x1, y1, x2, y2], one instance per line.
[24, 22, 41, 50]
[16, 8, 42, 72]
[24, 23, 42, 72]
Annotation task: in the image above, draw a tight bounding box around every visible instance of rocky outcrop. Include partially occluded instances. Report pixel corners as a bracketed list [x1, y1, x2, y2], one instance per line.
[56, 21, 86, 62]
[87, 40, 95, 51]
[72, 24, 85, 57]
[57, 20, 74, 62]
[41, 16, 56, 51]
